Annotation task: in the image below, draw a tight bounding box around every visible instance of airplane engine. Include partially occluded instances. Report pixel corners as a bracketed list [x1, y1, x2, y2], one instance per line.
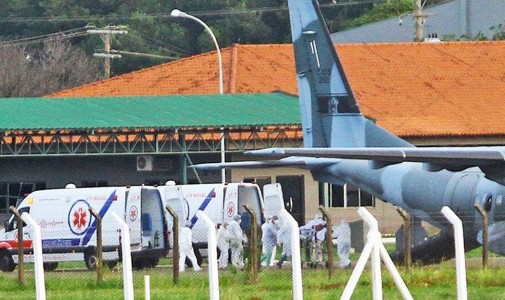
[479, 222, 505, 255]
[475, 188, 505, 254]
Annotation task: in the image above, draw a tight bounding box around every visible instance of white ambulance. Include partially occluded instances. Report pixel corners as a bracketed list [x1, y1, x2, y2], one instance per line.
[159, 182, 286, 261]
[0, 185, 173, 272]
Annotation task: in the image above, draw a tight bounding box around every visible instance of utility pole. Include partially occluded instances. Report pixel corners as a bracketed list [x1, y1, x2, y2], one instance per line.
[412, 0, 431, 42]
[87, 26, 128, 78]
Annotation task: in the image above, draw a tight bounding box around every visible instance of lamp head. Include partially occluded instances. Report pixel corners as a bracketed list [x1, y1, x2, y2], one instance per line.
[171, 9, 183, 17]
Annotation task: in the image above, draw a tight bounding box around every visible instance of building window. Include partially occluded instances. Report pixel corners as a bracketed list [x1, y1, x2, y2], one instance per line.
[0, 182, 46, 213]
[82, 180, 108, 187]
[145, 179, 163, 186]
[243, 177, 271, 191]
[319, 182, 375, 208]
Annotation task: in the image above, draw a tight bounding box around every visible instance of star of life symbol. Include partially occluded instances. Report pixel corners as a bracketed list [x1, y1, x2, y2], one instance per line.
[73, 208, 87, 229]
[129, 205, 138, 221]
[68, 200, 91, 235]
[226, 202, 235, 217]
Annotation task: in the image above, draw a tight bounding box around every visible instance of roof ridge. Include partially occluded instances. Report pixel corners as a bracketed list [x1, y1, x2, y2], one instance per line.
[47, 46, 235, 97]
[229, 44, 240, 93]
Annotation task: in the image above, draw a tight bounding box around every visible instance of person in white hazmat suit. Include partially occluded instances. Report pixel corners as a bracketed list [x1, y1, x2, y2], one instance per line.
[333, 219, 352, 268]
[299, 214, 326, 266]
[179, 221, 201, 272]
[216, 222, 229, 269]
[227, 214, 245, 268]
[276, 220, 292, 268]
[260, 215, 279, 267]
[260, 216, 270, 266]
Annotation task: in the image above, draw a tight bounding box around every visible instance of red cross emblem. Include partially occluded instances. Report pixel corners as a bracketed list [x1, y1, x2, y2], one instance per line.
[68, 200, 91, 235]
[73, 207, 87, 229]
[226, 202, 234, 217]
[129, 205, 138, 221]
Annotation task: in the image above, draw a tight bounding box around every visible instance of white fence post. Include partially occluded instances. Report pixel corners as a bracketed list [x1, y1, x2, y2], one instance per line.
[21, 212, 46, 300]
[111, 212, 134, 300]
[144, 275, 151, 300]
[196, 210, 219, 300]
[441, 206, 468, 300]
[341, 208, 413, 300]
[280, 209, 303, 300]
[364, 209, 383, 300]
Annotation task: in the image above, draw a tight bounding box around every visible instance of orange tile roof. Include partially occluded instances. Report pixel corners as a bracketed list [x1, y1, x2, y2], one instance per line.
[49, 44, 298, 97]
[49, 42, 505, 138]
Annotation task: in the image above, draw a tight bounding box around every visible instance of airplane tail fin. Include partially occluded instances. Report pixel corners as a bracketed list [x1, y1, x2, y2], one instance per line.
[288, 0, 412, 148]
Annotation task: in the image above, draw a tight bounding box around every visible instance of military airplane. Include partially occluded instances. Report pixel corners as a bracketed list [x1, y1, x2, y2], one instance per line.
[194, 0, 505, 263]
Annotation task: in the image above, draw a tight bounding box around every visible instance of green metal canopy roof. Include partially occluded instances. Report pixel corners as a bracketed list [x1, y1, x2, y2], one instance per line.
[0, 93, 301, 131]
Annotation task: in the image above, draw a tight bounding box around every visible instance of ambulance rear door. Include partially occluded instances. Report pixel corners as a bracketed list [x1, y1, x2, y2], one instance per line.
[263, 183, 285, 219]
[125, 187, 142, 249]
[163, 185, 187, 224]
[223, 184, 239, 223]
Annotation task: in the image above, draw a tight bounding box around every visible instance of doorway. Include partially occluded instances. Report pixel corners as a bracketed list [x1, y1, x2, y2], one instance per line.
[275, 175, 305, 225]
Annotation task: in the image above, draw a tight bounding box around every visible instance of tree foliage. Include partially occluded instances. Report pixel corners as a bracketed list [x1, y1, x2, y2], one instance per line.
[341, 0, 415, 29]
[442, 21, 505, 41]
[490, 22, 505, 40]
[0, 0, 465, 96]
[0, 42, 101, 97]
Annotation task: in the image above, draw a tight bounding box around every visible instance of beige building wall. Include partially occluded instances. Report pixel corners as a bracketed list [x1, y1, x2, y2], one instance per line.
[231, 167, 402, 234]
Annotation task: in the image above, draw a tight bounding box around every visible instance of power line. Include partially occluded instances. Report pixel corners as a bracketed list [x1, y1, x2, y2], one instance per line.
[0, 1, 380, 24]
[0, 27, 90, 47]
[127, 29, 190, 56]
[0, 24, 187, 67]
[109, 49, 178, 60]
[87, 26, 128, 78]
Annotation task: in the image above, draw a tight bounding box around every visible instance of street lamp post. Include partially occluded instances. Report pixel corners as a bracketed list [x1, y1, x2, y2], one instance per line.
[171, 9, 226, 184]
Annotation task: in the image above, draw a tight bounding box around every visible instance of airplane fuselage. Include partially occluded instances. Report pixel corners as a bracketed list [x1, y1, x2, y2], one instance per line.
[313, 160, 505, 235]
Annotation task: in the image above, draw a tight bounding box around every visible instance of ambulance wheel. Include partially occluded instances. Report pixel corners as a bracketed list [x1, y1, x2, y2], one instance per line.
[145, 257, 159, 268]
[106, 260, 118, 269]
[132, 257, 146, 270]
[84, 248, 98, 271]
[43, 262, 58, 272]
[0, 250, 15, 272]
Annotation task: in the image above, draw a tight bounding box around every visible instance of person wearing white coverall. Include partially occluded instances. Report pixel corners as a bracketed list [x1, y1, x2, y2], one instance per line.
[276, 220, 292, 268]
[260, 216, 270, 265]
[216, 223, 229, 269]
[227, 214, 245, 268]
[179, 222, 201, 272]
[299, 214, 326, 264]
[260, 215, 279, 267]
[333, 219, 352, 268]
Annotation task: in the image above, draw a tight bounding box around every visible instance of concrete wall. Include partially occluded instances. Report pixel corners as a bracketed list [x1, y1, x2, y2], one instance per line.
[331, 0, 505, 43]
[0, 153, 226, 222]
[231, 167, 403, 234]
[0, 153, 423, 234]
[0, 155, 179, 188]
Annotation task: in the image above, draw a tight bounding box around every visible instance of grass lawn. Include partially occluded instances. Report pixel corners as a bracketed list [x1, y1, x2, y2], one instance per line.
[1, 253, 505, 299]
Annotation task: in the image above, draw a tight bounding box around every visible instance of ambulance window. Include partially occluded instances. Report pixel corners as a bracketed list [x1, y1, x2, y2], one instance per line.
[19, 206, 30, 216]
[4, 215, 14, 231]
[237, 186, 262, 227]
[6, 207, 30, 231]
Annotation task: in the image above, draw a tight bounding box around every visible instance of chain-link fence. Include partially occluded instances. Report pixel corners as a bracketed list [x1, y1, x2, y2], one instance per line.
[1, 204, 504, 299]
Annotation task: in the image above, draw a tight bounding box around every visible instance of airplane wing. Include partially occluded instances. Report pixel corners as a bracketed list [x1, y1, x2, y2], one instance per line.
[191, 156, 339, 170]
[244, 147, 505, 185]
[246, 147, 505, 166]
[193, 146, 505, 184]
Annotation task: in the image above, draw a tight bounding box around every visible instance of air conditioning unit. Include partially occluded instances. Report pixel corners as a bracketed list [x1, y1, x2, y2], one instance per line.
[137, 155, 154, 171]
